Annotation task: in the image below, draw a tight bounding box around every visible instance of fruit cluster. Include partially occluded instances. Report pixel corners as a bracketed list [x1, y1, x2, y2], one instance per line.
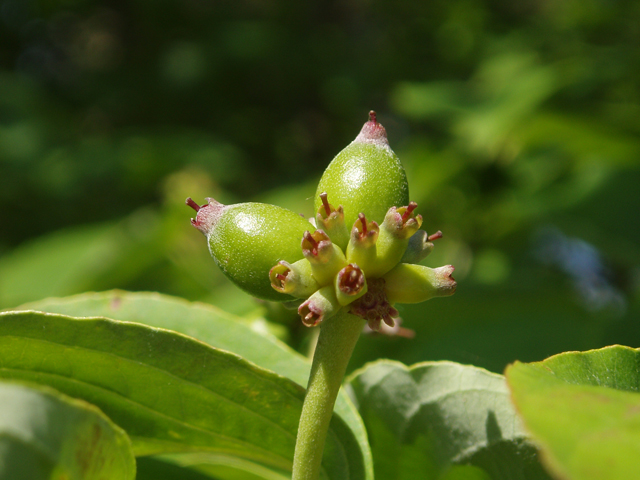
[187, 112, 456, 331]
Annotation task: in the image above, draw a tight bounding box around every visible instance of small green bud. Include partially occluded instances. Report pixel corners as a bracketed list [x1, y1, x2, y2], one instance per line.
[269, 259, 319, 298]
[367, 202, 423, 278]
[301, 230, 347, 286]
[345, 213, 379, 276]
[382, 263, 457, 304]
[315, 192, 349, 251]
[335, 263, 367, 306]
[381, 202, 423, 240]
[187, 197, 313, 301]
[315, 111, 409, 228]
[298, 285, 341, 327]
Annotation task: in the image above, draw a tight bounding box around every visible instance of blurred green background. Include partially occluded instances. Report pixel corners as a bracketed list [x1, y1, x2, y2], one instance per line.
[1, 0, 639, 374]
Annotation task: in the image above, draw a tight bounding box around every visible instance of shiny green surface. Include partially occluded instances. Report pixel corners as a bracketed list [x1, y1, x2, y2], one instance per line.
[207, 203, 313, 301]
[315, 143, 409, 229]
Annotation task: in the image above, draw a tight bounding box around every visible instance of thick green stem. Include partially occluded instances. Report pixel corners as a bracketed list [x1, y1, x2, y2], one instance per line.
[292, 309, 365, 480]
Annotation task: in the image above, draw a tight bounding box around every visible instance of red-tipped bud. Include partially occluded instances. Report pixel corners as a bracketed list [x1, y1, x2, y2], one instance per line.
[302, 230, 347, 286]
[382, 203, 423, 240]
[382, 264, 457, 304]
[352, 213, 379, 246]
[367, 202, 424, 278]
[315, 192, 349, 251]
[298, 285, 341, 327]
[269, 259, 319, 298]
[302, 230, 331, 260]
[345, 213, 379, 276]
[335, 264, 368, 306]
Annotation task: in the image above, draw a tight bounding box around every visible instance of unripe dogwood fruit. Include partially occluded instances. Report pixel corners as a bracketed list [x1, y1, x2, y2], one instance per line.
[188, 111, 455, 334]
[314, 111, 409, 228]
[187, 197, 313, 301]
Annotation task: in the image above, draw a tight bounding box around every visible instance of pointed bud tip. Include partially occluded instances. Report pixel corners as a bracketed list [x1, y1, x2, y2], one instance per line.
[354, 110, 389, 146]
[188, 197, 225, 236]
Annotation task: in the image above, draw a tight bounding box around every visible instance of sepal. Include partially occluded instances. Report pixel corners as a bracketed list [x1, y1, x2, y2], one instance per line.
[298, 285, 341, 327]
[315, 193, 349, 251]
[302, 230, 347, 286]
[369, 202, 423, 277]
[382, 263, 456, 304]
[269, 259, 320, 298]
[335, 263, 368, 306]
[400, 230, 442, 264]
[345, 213, 379, 276]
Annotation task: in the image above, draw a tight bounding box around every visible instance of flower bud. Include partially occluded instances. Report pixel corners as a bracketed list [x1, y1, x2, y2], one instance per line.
[298, 285, 341, 327]
[345, 213, 379, 276]
[315, 111, 409, 229]
[269, 259, 319, 298]
[187, 197, 312, 301]
[315, 192, 349, 251]
[382, 264, 457, 304]
[335, 263, 367, 306]
[302, 230, 347, 286]
[368, 202, 423, 278]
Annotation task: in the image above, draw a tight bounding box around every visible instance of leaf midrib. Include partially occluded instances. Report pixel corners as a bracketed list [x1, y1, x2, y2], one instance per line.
[0, 366, 294, 467]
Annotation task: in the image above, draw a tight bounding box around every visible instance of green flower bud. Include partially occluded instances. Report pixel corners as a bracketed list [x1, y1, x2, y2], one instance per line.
[371, 202, 423, 277]
[314, 111, 409, 228]
[269, 259, 319, 298]
[298, 285, 341, 327]
[187, 197, 313, 301]
[345, 213, 379, 276]
[335, 263, 367, 306]
[315, 193, 349, 251]
[301, 230, 347, 286]
[382, 263, 457, 304]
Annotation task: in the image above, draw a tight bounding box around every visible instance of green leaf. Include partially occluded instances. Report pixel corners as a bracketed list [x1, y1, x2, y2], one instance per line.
[347, 360, 551, 480]
[0, 310, 366, 480]
[0, 380, 135, 480]
[152, 453, 292, 480]
[17, 290, 373, 479]
[505, 345, 640, 480]
[0, 224, 125, 308]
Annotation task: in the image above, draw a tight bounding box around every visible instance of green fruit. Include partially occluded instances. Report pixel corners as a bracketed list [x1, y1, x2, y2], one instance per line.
[315, 111, 409, 228]
[187, 198, 313, 301]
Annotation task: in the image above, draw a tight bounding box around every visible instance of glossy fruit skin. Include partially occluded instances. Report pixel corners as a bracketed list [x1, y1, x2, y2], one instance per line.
[315, 140, 409, 229]
[207, 202, 313, 301]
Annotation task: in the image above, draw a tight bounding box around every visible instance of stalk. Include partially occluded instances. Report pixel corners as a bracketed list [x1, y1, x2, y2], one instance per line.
[292, 309, 365, 480]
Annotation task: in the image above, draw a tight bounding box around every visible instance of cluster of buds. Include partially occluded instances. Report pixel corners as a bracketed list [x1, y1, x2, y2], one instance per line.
[188, 111, 456, 332]
[269, 193, 455, 331]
